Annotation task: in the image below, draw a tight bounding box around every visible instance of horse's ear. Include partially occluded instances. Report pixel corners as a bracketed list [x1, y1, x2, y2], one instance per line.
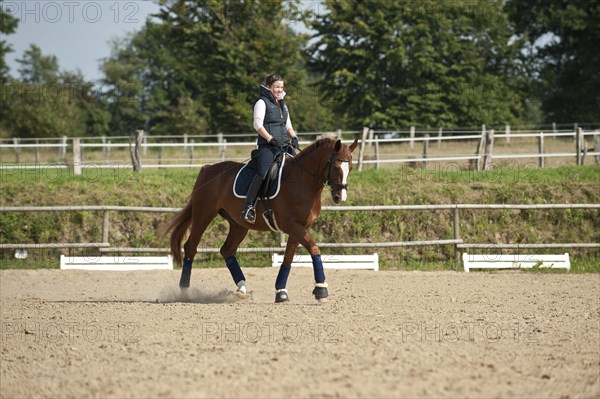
[334, 139, 342, 152]
[349, 138, 358, 152]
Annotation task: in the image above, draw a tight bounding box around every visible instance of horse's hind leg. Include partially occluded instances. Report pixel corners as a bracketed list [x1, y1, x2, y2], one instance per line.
[220, 221, 249, 293]
[180, 211, 217, 289]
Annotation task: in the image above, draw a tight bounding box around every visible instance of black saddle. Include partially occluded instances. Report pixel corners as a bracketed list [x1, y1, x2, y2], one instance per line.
[233, 151, 286, 200]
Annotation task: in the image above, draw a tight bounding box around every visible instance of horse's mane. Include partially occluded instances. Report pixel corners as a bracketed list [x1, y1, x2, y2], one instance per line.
[294, 138, 336, 161]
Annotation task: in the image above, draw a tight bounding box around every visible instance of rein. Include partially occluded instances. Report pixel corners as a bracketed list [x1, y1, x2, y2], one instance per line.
[289, 144, 350, 191]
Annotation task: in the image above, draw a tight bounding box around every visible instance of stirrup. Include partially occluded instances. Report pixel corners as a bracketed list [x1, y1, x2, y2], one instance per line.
[241, 206, 256, 224]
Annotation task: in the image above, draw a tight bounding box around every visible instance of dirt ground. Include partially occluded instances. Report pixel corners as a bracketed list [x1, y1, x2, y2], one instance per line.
[0, 268, 598, 398]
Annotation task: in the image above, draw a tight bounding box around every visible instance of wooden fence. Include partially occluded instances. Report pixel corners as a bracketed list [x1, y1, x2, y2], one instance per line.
[1, 204, 599, 268]
[2, 127, 599, 173]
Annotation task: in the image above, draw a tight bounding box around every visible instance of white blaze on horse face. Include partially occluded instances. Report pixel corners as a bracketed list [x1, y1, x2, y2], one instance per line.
[340, 162, 349, 202]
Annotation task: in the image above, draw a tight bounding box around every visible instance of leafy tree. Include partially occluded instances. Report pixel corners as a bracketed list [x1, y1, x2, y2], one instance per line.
[0, 1, 19, 136]
[507, 0, 600, 124]
[2, 78, 86, 138]
[61, 70, 111, 136]
[307, 0, 528, 129]
[3, 46, 103, 138]
[16, 44, 60, 84]
[97, 1, 339, 135]
[156, 0, 313, 134]
[131, 21, 209, 135]
[0, 0, 18, 83]
[152, 95, 208, 135]
[100, 37, 148, 135]
[100, 22, 209, 136]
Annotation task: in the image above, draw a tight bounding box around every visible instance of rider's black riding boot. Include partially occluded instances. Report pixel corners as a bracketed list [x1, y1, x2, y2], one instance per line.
[241, 175, 264, 223]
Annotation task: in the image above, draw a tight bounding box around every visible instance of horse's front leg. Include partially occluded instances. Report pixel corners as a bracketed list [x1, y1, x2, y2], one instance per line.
[287, 226, 329, 303]
[273, 237, 299, 303]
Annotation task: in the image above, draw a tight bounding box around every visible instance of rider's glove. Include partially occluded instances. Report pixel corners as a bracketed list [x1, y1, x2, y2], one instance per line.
[269, 137, 281, 148]
[291, 136, 299, 149]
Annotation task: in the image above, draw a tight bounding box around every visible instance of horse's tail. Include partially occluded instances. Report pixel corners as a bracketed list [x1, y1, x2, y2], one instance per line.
[160, 197, 193, 267]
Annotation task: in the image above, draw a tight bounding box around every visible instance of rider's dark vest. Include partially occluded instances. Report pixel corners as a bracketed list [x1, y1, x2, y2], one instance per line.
[256, 85, 289, 146]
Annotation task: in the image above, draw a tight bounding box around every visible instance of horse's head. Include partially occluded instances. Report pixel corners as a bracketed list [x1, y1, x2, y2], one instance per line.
[326, 139, 359, 204]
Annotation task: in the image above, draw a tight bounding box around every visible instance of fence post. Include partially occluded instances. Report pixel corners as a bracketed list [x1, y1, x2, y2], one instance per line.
[80, 138, 85, 163]
[358, 127, 369, 172]
[183, 133, 188, 154]
[538, 131, 545, 168]
[552, 122, 557, 140]
[221, 139, 227, 162]
[189, 139, 194, 167]
[142, 134, 148, 156]
[409, 126, 415, 149]
[505, 124, 510, 144]
[475, 126, 485, 171]
[280, 232, 286, 248]
[102, 210, 110, 243]
[106, 140, 111, 165]
[368, 129, 374, 147]
[102, 135, 107, 162]
[72, 138, 82, 176]
[576, 127, 582, 165]
[35, 139, 39, 163]
[595, 133, 600, 166]
[130, 130, 143, 172]
[59, 136, 67, 163]
[453, 207, 460, 269]
[483, 129, 494, 170]
[437, 127, 443, 148]
[374, 136, 380, 170]
[336, 129, 342, 139]
[217, 133, 226, 160]
[422, 133, 429, 169]
[13, 137, 19, 163]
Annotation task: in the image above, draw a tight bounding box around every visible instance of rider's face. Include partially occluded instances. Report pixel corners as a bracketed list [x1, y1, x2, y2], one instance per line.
[269, 80, 284, 100]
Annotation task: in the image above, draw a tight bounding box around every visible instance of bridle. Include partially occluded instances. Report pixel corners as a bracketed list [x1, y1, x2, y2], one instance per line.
[324, 150, 351, 192]
[285, 143, 351, 192]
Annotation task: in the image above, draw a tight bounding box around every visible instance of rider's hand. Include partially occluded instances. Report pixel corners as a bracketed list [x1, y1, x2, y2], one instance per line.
[291, 136, 299, 149]
[269, 137, 281, 148]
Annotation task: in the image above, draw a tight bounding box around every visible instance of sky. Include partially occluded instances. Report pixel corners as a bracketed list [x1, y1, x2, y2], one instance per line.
[4, 0, 162, 81]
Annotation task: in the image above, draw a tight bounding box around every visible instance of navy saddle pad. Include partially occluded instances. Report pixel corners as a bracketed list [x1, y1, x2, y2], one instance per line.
[233, 154, 286, 200]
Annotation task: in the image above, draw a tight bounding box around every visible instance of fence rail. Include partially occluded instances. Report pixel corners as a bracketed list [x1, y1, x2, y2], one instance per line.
[1, 205, 598, 268]
[2, 127, 599, 171]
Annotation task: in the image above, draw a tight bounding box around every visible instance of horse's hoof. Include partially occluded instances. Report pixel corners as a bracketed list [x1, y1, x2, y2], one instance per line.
[179, 276, 190, 288]
[312, 283, 328, 302]
[235, 292, 252, 300]
[235, 281, 252, 299]
[236, 280, 247, 295]
[275, 289, 290, 303]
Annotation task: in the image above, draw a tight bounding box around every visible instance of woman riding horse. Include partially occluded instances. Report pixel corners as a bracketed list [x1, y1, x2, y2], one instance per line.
[241, 74, 299, 224]
[163, 137, 358, 303]
[162, 73, 359, 302]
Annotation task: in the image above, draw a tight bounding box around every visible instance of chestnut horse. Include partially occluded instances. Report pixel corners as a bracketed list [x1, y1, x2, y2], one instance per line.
[162, 138, 358, 302]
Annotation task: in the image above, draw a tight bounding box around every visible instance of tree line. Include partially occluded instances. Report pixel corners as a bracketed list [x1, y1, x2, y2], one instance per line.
[1, 0, 598, 139]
